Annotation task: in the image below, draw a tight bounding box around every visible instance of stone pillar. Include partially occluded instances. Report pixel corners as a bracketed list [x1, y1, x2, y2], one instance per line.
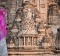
[40, 0, 48, 23]
[16, 0, 23, 9]
[28, 37, 30, 45]
[32, 37, 33, 45]
[24, 37, 25, 46]
[9, 0, 17, 23]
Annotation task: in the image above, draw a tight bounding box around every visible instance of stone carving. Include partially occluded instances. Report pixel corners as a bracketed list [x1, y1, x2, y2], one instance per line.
[55, 27, 60, 49]
[7, 1, 55, 51]
[18, 1, 40, 35]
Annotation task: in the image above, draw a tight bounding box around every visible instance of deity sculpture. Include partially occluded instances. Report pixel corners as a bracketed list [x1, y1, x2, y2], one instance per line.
[18, 1, 40, 35]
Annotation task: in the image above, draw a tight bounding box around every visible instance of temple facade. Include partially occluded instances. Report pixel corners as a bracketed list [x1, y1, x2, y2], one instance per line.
[0, 0, 60, 56]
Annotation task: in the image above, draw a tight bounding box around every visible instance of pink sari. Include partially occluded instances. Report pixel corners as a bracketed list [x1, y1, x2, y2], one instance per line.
[0, 8, 7, 40]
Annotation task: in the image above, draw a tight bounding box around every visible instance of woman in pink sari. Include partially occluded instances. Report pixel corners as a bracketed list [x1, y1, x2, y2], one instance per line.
[0, 5, 8, 56]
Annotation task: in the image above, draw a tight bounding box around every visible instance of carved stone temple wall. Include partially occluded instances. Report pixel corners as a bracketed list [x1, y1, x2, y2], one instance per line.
[0, 0, 60, 56]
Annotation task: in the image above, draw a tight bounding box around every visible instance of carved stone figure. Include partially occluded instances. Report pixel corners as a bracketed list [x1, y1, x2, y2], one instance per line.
[18, 1, 39, 35]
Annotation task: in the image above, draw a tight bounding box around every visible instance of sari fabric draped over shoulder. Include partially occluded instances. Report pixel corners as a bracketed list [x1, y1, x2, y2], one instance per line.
[0, 8, 7, 40]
